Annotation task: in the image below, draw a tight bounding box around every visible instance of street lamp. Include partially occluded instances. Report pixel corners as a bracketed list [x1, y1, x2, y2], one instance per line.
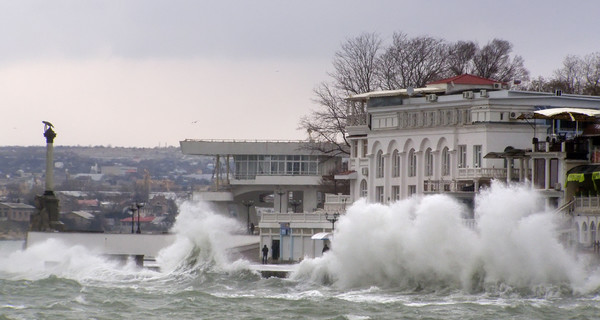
[130, 204, 136, 234]
[289, 199, 302, 213]
[276, 190, 286, 213]
[136, 202, 145, 234]
[242, 200, 254, 234]
[325, 212, 340, 231]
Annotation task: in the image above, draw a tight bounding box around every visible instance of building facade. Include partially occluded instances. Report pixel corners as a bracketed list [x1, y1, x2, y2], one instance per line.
[180, 139, 344, 262]
[0, 202, 35, 222]
[341, 75, 600, 217]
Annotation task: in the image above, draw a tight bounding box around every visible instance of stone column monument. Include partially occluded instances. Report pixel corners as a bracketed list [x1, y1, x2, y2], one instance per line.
[29, 121, 64, 232]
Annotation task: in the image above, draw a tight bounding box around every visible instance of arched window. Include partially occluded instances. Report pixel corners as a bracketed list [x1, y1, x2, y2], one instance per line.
[583, 222, 588, 244]
[425, 148, 433, 177]
[360, 179, 368, 198]
[408, 148, 416, 177]
[392, 149, 400, 177]
[441, 147, 450, 176]
[376, 150, 384, 178]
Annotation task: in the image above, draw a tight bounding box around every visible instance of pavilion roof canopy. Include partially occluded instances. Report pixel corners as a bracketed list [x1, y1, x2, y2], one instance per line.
[518, 107, 600, 121]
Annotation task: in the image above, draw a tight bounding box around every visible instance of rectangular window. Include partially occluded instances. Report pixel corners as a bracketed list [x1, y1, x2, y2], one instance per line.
[362, 139, 368, 157]
[392, 151, 400, 177]
[550, 158, 559, 189]
[391, 185, 400, 201]
[534, 159, 545, 189]
[376, 186, 384, 203]
[352, 140, 358, 158]
[408, 185, 416, 196]
[408, 150, 416, 177]
[473, 145, 482, 168]
[458, 145, 467, 168]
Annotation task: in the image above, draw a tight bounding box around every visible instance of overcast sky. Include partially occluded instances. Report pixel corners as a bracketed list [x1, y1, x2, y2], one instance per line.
[1, 0, 598, 147]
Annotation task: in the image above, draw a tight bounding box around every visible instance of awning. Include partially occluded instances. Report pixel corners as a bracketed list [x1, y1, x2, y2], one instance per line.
[311, 232, 332, 240]
[518, 108, 600, 121]
[484, 147, 529, 159]
[566, 165, 600, 185]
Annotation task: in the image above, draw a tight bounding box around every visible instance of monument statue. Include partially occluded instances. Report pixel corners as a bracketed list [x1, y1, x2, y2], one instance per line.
[29, 121, 64, 232]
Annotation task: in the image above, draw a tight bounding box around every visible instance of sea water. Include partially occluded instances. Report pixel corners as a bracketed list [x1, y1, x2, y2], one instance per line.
[2, 183, 600, 320]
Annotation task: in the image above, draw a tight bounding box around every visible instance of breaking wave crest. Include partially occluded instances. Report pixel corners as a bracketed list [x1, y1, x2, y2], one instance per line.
[293, 182, 600, 295]
[155, 200, 250, 275]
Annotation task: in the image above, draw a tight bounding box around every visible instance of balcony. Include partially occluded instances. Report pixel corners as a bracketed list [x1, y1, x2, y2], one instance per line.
[533, 137, 589, 160]
[324, 194, 352, 212]
[574, 196, 600, 214]
[458, 168, 510, 179]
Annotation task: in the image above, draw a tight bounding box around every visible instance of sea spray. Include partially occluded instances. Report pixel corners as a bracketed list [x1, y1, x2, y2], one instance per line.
[0, 238, 145, 282]
[0, 200, 250, 283]
[293, 182, 600, 295]
[156, 200, 250, 274]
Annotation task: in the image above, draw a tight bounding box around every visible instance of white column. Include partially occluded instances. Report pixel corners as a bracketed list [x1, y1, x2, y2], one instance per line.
[416, 151, 423, 194]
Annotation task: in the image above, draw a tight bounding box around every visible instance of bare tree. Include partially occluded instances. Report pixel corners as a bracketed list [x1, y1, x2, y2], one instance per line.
[377, 33, 449, 89]
[301, 33, 533, 158]
[581, 52, 600, 95]
[472, 39, 529, 82]
[300, 33, 382, 156]
[330, 33, 382, 94]
[446, 41, 477, 76]
[552, 55, 583, 94]
[299, 83, 351, 156]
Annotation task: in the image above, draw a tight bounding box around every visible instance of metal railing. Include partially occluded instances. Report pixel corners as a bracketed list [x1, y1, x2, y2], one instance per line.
[574, 196, 600, 213]
[325, 194, 352, 204]
[260, 212, 331, 223]
[458, 167, 511, 179]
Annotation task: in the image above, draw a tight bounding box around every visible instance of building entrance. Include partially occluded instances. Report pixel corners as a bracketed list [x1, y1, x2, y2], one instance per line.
[271, 239, 280, 260]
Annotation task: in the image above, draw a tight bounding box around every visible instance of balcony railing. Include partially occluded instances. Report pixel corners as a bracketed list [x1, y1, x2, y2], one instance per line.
[347, 114, 368, 126]
[532, 138, 589, 160]
[574, 196, 600, 213]
[260, 212, 331, 223]
[458, 168, 509, 179]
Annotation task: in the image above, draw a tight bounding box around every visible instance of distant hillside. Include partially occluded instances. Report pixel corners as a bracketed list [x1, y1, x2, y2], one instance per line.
[0, 146, 210, 178]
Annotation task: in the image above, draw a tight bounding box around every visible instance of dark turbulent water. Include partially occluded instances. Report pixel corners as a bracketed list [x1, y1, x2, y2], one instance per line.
[2, 184, 600, 319]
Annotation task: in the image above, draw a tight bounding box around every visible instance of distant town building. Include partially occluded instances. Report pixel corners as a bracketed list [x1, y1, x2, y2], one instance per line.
[0, 202, 35, 222]
[61, 210, 94, 230]
[101, 166, 137, 176]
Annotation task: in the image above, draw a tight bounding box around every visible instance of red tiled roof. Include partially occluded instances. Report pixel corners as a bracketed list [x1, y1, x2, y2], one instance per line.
[427, 74, 502, 85]
[77, 199, 99, 206]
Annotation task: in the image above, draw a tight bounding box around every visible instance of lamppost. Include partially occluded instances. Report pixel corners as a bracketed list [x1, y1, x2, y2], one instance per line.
[130, 204, 136, 234]
[276, 190, 286, 213]
[325, 212, 340, 231]
[136, 202, 145, 234]
[289, 199, 302, 213]
[242, 200, 254, 234]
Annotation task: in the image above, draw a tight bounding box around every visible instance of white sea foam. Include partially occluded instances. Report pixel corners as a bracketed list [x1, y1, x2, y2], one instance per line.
[0, 237, 146, 282]
[293, 182, 600, 294]
[0, 200, 246, 282]
[155, 200, 248, 274]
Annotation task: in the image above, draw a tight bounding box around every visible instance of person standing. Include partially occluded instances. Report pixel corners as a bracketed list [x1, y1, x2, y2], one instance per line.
[262, 245, 269, 264]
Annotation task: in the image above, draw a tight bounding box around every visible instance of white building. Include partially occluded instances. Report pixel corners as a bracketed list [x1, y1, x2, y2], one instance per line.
[340, 74, 600, 225]
[180, 139, 344, 262]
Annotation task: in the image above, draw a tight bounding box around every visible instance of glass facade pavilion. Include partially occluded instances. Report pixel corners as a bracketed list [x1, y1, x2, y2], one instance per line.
[233, 155, 319, 180]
